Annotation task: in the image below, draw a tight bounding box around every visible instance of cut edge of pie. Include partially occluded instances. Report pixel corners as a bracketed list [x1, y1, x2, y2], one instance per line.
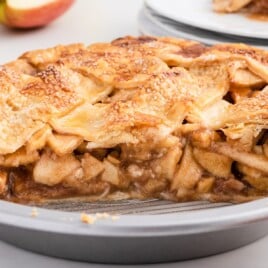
[1, 35, 268, 204]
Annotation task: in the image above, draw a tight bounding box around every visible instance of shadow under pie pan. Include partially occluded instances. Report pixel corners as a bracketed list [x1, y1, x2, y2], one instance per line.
[0, 198, 268, 264]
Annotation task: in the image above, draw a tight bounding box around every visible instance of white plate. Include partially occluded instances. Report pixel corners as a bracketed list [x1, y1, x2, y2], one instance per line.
[139, 7, 233, 45]
[146, 0, 268, 39]
[139, 6, 268, 49]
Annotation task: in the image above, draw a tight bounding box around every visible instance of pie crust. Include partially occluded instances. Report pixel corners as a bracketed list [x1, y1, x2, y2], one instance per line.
[1, 36, 268, 203]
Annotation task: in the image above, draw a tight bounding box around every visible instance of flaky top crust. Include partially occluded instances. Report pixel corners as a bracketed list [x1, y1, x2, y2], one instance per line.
[1, 36, 268, 155]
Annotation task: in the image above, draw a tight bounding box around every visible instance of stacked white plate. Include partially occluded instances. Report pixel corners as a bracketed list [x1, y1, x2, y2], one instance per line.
[139, 0, 268, 49]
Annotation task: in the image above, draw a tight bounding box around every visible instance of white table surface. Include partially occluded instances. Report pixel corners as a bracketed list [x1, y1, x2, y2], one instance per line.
[0, 0, 268, 267]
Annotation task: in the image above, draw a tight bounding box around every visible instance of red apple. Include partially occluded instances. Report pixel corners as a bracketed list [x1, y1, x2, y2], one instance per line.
[0, 0, 75, 29]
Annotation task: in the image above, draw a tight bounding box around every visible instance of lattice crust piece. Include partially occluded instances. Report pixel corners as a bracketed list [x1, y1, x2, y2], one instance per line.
[213, 0, 268, 14]
[1, 36, 268, 203]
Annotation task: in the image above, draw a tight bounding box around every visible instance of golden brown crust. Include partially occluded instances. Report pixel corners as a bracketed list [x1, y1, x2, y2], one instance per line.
[2, 36, 268, 203]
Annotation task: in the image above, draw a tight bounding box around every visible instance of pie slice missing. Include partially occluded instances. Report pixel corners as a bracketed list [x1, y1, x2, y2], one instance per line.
[2, 36, 268, 204]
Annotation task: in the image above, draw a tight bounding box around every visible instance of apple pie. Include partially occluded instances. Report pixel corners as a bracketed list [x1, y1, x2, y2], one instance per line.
[1, 36, 268, 203]
[213, 0, 268, 15]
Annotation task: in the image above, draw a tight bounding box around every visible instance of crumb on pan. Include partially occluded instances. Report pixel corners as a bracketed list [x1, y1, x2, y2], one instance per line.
[80, 213, 96, 224]
[31, 207, 38, 217]
[80, 212, 120, 224]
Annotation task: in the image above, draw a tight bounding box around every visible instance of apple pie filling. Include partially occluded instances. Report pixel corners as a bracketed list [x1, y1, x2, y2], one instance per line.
[1, 36, 268, 203]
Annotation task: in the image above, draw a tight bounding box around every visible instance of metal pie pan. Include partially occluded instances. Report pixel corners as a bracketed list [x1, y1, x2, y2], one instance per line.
[0, 198, 268, 264]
